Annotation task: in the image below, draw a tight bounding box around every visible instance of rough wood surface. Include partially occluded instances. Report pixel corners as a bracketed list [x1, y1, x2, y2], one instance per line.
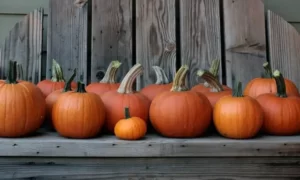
[1, 132, 300, 157]
[1, 157, 300, 179]
[0, 8, 43, 83]
[91, 0, 132, 83]
[180, 0, 221, 88]
[268, 10, 300, 89]
[47, 0, 88, 83]
[136, 0, 176, 90]
[223, 0, 266, 88]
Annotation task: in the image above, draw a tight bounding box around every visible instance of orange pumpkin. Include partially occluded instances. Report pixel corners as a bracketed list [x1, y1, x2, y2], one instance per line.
[37, 59, 77, 98]
[86, 61, 122, 96]
[52, 81, 106, 139]
[141, 66, 172, 101]
[149, 65, 212, 138]
[244, 62, 299, 98]
[214, 82, 263, 139]
[101, 64, 150, 133]
[256, 70, 300, 135]
[0, 61, 46, 137]
[114, 107, 147, 140]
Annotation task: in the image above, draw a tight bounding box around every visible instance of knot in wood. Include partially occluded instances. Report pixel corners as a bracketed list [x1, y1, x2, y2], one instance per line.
[74, 0, 88, 8]
[165, 43, 176, 52]
[96, 70, 105, 80]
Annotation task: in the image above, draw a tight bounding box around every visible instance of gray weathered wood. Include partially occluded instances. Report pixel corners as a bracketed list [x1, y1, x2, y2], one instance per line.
[91, 0, 132, 83]
[136, 0, 176, 90]
[0, 8, 44, 83]
[268, 10, 300, 88]
[223, 0, 266, 88]
[47, 0, 88, 83]
[180, 0, 221, 88]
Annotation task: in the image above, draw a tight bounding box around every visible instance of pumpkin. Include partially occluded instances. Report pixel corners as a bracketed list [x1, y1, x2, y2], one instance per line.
[256, 70, 300, 135]
[37, 59, 77, 98]
[149, 65, 212, 138]
[191, 59, 230, 93]
[52, 81, 106, 139]
[86, 60, 122, 96]
[0, 61, 46, 137]
[193, 70, 232, 107]
[101, 64, 150, 133]
[141, 66, 172, 101]
[244, 62, 299, 98]
[114, 107, 147, 140]
[213, 82, 263, 139]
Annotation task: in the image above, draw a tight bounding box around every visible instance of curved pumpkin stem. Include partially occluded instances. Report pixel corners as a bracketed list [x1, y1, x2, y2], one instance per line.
[16, 63, 24, 80]
[117, 64, 143, 94]
[152, 66, 169, 84]
[263, 62, 273, 79]
[232, 82, 243, 97]
[63, 69, 77, 92]
[171, 65, 189, 92]
[203, 59, 220, 87]
[51, 59, 65, 82]
[100, 60, 122, 83]
[197, 70, 223, 92]
[6, 61, 18, 84]
[273, 70, 287, 98]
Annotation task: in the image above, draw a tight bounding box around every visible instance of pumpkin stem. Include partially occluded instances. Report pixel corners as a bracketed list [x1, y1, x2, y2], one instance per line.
[124, 107, 131, 119]
[76, 81, 87, 93]
[153, 66, 169, 84]
[197, 70, 224, 92]
[63, 69, 77, 92]
[51, 59, 65, 82]
[203, 59, 220, 87]
[100, 60, 122, 83]
[263, 62, 273, 79]
[273, 70, 287, 98]
[6, 61, 18, 84]
[16, 63, 24, 80]
[117, 64, 143, 94]
[232, 81, 243, 97]
[171, 65, 189, 92]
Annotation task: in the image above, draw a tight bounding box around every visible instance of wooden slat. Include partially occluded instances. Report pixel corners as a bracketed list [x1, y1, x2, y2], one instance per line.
[223, 0, 266, 88]
[0, 8, 44, 83]
[91, 0, 132, 83]
[268, 10, 300, 89]
[136, 0, 176, 90]
[47, 0, 88, 84]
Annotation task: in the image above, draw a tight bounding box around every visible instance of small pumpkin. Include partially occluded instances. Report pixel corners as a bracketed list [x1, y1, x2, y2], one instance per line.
[149, 65, 212, 138]
[141, 66, 172, 101]
[101, 64, 150, 133]
[114, 107, 147, 140]
[52, 81, 106, 139]
[86, 60, 122, 96]
[256, 70, 300, 135]
[37, 59, 77, 98]
[244, 62, 299, 98]
[213, 82, 263, 139]
[0, 61, 46, 137]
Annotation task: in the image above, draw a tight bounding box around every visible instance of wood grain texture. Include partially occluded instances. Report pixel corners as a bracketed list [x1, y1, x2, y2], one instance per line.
[136, 0, 176, 90]
[223, 0, 266, 88]
[47, 0, 88, 84]
[0, 8, 44, 83]
[268, 10, 300, 89]
[1, 157, 300, 179]
[180, 0, 221, 88]
[91, 0, 132, 83]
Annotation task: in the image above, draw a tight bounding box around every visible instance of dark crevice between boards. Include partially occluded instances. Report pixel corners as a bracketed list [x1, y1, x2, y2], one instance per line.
[132, 0, 137, 90]
[219, 0, 227, 85]
[264, 10, 271, 65]
[86, 0, 92, 84]
[175, 0, 181, 72]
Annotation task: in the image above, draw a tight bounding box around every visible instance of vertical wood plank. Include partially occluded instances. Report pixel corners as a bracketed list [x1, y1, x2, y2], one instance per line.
[91, 0, 132, 83]
[223, 0, 266, 88]
[180, 0, 221, 88]
[268, 10, 300, 89]
[47, 0, 88, 84]
[136, 0, 176, 90]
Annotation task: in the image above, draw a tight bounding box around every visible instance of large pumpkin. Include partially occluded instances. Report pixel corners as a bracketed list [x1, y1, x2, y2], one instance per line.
[101, 64, 150, 133]
[244, 62, 299, 98]
[256, 70, 300, 135]
[86, 61, 122, 96]
[37, 59, 77, 98]
[0, 61, 46, 137]
[149, 65, 212, 138]
[141, 66, 172, 101]
[52, 81, 106, 139]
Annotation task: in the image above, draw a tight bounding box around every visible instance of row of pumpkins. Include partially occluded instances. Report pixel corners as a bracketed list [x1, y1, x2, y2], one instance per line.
[1, 59, 299, 140]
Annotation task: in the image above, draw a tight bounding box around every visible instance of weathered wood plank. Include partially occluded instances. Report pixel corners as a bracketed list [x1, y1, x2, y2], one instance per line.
[223, 0, 266, 87]
[47, 0, 88, 83]
[1, 157, 300, 179]
[0, 8, 44, 83]
[91, 0, 132, 83]
[268, 10, 300, 89]
[180, 0, 221, 88]
[136, 0, 176, 90]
